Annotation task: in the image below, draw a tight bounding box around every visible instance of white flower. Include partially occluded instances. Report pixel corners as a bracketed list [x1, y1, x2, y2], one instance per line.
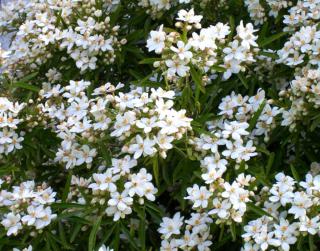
[236, 21, 258, 49]
[89, 169, 120, 192]
[124, 168, 157, 200]
[34, 207, 56, 229]
[185, 184, 211, 208]
[222, 121, 249, 142]
[1, 213, 22, 236]
[136, 117, 157, 133]
[160, 239, 178, 251]
[147, 25, 166, 54]
[171, 41, 193, 61]
[13, 245, 32, 251]
[98, 244, 113, 251]
[158, 212, 184, 239]
[21, 205, 45, 226]
[288, 191, 313, 219]
[111, 156, 137, 175]
[273, 218, 298, 251]
[299, 216, 320, 235]
[223, 40, 246, 61]
[106, 190, 133, 221]
[177, 9, 203, 24]
[75, 145, 97, 166]
[128, 135, 156, 159]
[165, 59, 190, 77]
[209, 198, 231, 219]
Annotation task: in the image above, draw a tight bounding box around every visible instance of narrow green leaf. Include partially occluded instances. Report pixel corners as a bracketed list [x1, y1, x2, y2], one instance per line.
[247, 202, 274, 219]
[138, 206, 146, 251]
[120, 223, 139, 250]
[98, 224, 116, 248]
[17, 72, 38, 82]
[139, 58, 161, 64]
[211, 65, 226, 72]
[230, 223, 237, 241]
[238, 73, 249, 89]
[248, 101, 266, 132]
[58, 222, 72, 249]
[190, 65, 205, 94]
[259, 32, 288, 47]
[290, 164, 300, 181]
[70, 223, 82, 243]
[13, 82, 40, 92]
[309, 235, 315, 251]
[51, 203, 87, 209]
[266, 152, 275, 175]
[153, 155, 159, 187]
[62, 171, 72, 202]
[88, 216, 102, 251]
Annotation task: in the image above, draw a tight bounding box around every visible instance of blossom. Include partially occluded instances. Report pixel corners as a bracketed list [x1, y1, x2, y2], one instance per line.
[185, 184, 211, 208]
[158, 212, 184, 239]
[147, 25, 166, 54]
[128, 135, 156, 159]
[1, 213, 22, 236]
[177, 9, 203, 24]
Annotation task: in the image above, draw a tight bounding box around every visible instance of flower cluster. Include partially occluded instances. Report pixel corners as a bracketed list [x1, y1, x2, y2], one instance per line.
[245, 0, 291, 25]
[276, 0, 320, 129]
[244, 0, 266, 25]
[38, 80, 116, 169]
[147, 9, 259, 83]
[283, 0, 320, 31]
[39, 80, 191, 169]
[0, 180, 56, 236]
[180, 89, 281, 224]
[277, 25, 320, 67]
[0, 97, 25, 156]
[137, 0, 193, 17]
[218, 89, 281, 140]
[280, 67, 320, 129]
[1, 0, 320, 250]
[158, 212, 213, 250]
[112, 87, 192, 159]
[68, 156, 157, 221]
[242, 170, 320, 251]
[185, 174, 255, 223]
[1, 0, 125, 78]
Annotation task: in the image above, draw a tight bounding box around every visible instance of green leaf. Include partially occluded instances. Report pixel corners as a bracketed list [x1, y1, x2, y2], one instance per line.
[88, 216, 102, 251]
[152, 155, 159, 187]
[259, 50, 279, 60]
[247, 202, 274, 219]
[58, 222, 72, 249]
[51, 203, 87, 209]
[238, 73, 249, 89]
[309, 235, 315, 251]
[139, 58, 161, 64]
[248, 101, 266, 132]
[62, 171, 72, 202]
[70, 223, 82, 243]
[211, 65, 226, 72]
[290, 164, 300, 181]
[266, 152, 275, 175]
[138, 206, 146, 251]
[230, 223, 237, 241]
[120, 223, 139, 250]
[259, 32, 288, 47]
[98, 224, 117, 248]
[190, 65, 205, 94]
[17, 72, 38, 83]
[46, 232, 61, 251]
[13, 82, 40, 92]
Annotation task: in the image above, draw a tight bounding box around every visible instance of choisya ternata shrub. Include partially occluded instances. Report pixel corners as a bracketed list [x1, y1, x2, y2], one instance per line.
[1, 0, 320, 250]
